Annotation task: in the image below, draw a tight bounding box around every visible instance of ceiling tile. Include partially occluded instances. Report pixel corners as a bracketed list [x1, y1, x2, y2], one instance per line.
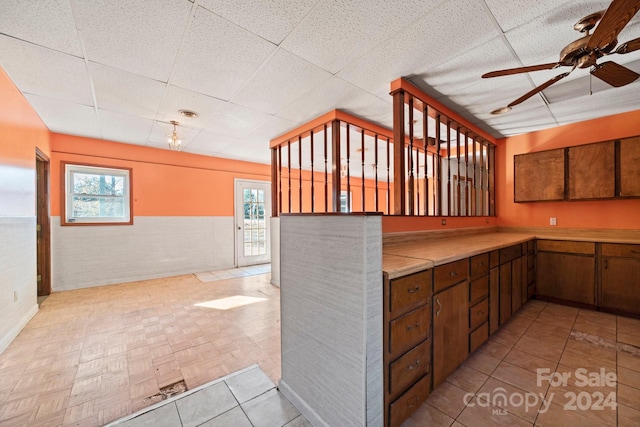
[216, 139, 271, 164]
[90, 62, 167, 120]
[0, 0, 83, 55]
[183, 130, 239, 156]
[338, 0, 502, 100]
[203, 103, 273, 138]
[198, 0, 316, 44]
[484, 104, 558, 136]
[276, 77, 392, 128]
[244, 115, 299, 143]
[504, 1, 611, 66]
[0, 35, 93, 105]
[170, 6, 277, 101]
[25, 94, 101, 138]
[72, 0, 192, 81]
[484, 0, 575, 32]
[98, 109, 154, 145]
[231, 48, 332, 114]
[155, 85, 227, 129]
[281, 0, 443, 74]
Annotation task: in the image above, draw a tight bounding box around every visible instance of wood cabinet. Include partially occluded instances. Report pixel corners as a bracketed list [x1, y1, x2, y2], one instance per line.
[468, 253, 489, 353]
[383, 270, 432, 427]
[568, 141, 615, 200]
[514, 149, 565, 202]
[489, 250, 500, 334]
[433, 262, 469, 388]
[600, 243, 640, 316]
[619, 137, 640, 197]
[536, 240, 596, 306]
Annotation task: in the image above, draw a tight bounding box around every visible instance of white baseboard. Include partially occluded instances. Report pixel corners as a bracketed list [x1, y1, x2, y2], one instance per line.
[0, 304, 38, 354]
[278, 379, 329, 427]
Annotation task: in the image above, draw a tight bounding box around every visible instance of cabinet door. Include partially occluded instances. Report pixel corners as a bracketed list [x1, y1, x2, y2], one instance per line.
[620, 136, 640, 197]
[536, 252, 595, 305]
[499, 263, 511, 325]
[601, 257, 640, 315]
[433, 281, 469, 388]
[521, 254, 528, 306]
[511, 257, 522, 313]
[489, 267, 499, 334]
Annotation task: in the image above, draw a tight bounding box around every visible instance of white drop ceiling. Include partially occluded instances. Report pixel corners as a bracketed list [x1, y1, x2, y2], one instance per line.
[2, 0, 640, 165]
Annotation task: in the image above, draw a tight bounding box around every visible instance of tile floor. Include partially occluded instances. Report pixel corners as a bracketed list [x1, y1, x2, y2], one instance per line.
[2, 266, 640, 426]
[106, 365, 309, 427]
[0, 267, 280, 426]
[402, 300, 640, 427]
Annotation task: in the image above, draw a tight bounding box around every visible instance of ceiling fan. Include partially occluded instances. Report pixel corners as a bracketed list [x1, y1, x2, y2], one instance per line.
[483, 0, 640, 115]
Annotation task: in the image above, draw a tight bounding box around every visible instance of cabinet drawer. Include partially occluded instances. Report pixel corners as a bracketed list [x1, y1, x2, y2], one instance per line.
[527, 240, 535, 255]
[602, 243, 640, 258]
[499, 244, 522, 264]
[469, 299, 489, 330]
[537, 240, 595, 255]
[389, 374, 430, 427]
[470, 253, 489, 279]
[470, 322, 489, 353]
[469, 275, 489, 305]
[490, 250, 500, 268]
[527, 254, 535, 270]
[390, 270, 432, 317]
[389, 341, 430, 397]
[434, 259, 468, 292]
[389, 306, 430, 357]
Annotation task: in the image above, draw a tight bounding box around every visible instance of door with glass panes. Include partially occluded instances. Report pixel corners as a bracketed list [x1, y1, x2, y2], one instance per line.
[235, 180, 271, 267]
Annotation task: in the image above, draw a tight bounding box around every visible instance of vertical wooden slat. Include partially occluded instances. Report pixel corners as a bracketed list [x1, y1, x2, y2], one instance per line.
[346, 123, 351, 212]
[331, 120, 341, 213]
[324, 124, 328, 213]
[472, 136, 477, 216]
[392, 90, 406, 215]
[287, 140, 292, 213]
[408, 97, 414, 215]
[456, 126, 461, 216]
[479, 140, 485, 216]
[435, 113, 441, 216]
[488, 144, 495, 216]
[361, 128, 366, 211]
[386, 137, 391, 215]
[298, 135, 303, 213]
[278, 146, 283, 216]
[310, 130, 315, 213]
[446, 119, 451, 216]
[463, 131, 469, 216]
[271, 148, 278, 217]
[423, 106, 428, 216]
[374, 134, 379, 212]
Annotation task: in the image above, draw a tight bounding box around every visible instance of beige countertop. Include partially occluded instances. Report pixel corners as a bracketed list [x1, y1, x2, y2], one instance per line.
[383, 227, 640, 279]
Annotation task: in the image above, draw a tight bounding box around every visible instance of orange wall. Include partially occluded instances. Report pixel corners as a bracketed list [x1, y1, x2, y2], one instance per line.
[50, 134, 272, 217]
[0, 68, 50, 216]
[496, 109, 640, 229]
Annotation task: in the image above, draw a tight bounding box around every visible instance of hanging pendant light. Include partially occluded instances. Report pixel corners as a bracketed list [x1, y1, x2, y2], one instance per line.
[168, 120, 182, 151]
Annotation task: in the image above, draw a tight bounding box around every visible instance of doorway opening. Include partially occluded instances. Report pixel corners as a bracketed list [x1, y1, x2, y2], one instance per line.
[36, 148, 51, 300]
[235, 179, 271, 267]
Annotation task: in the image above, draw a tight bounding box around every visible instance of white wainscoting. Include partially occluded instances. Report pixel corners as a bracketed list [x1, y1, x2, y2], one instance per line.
[51, 216, 235, 291]
[0, 216, 38, 353]
[270, 217, 280, 287]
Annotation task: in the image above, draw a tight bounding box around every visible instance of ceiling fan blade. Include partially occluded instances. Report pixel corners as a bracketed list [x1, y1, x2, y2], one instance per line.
[507, 72, 571, 107]
[614, 37, 640, 54]
[587, 0, 640, 50]
[482, 62, 564, 78]
[591, 61, 640, 86]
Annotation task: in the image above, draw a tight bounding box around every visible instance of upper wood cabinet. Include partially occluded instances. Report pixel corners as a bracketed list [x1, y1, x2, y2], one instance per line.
[568, 141, 615, 200]
[514, 149, 565, 202]
[515, 135, 640, 202]
[620, 136, 640, 197]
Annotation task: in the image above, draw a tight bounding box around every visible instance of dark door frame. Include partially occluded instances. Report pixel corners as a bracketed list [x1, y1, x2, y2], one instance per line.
[36, 148, 51, 296]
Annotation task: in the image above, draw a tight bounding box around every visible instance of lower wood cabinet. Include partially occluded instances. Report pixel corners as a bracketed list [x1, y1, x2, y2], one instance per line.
[433, 279, 469, 388]
[601, 243, 640, 316]
[383, 270, 432, 427]
[536, 240, 596, 306]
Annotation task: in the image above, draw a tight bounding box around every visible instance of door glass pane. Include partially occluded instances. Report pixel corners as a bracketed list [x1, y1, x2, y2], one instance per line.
[243, 188, 267, 256]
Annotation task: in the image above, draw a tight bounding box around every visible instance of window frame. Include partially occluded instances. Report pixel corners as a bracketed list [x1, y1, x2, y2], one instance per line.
[61, 162, 133, 226]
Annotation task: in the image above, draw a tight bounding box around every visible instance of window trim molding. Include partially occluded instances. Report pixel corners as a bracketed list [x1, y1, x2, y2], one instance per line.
[61, 161, 134, 226]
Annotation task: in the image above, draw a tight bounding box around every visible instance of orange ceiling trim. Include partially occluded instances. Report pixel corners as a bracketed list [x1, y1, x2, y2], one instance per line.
[269, 109, 394, 148]
[390, 77, 497, 144]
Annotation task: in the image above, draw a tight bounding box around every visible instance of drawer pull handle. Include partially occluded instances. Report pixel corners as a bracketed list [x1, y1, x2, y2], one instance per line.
[407, 397, 419, 409]
[450, 271, 458, 277]
[407, 359, 421, 370]
[407, 322, 420, 331]
[477, 310, 485, 316]
[436, 298, 442, 316]
[477, 262, 484, 266]
[407, 286, 420, 294]
[632, 250, 640, 254]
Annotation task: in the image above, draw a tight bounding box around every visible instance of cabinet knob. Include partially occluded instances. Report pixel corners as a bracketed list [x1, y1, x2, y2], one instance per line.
[406, 322, 420, 331]
[407, 286, 420, 294]
[450, 271, 458, 277]
[407, 359, 421, 370]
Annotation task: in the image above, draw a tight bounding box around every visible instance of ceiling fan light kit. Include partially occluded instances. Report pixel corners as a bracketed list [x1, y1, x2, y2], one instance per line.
[482, 0, 640, 114]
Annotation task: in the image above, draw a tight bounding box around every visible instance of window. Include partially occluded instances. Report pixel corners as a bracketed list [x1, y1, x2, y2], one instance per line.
[340, 191, 352, 213]
[63, 163, 132, 225]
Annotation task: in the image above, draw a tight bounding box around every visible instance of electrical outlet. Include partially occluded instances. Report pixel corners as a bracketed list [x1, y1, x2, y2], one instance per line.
[441, 219, 447, 226]
[550, 217, 557, 226]
[13, 291, 18, 302]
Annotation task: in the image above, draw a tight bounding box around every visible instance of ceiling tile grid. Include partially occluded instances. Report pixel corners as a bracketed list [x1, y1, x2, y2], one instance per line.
[25, 94, 101, 139]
